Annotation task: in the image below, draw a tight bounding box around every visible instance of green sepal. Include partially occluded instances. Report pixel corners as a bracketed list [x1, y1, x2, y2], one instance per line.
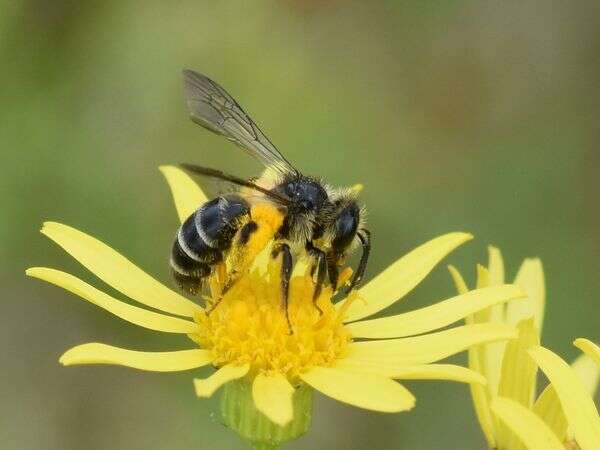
[220, 378, 313, 449]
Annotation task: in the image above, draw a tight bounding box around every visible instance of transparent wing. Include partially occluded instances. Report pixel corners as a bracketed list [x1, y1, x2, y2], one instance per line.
[183, 70, 297, 176]
[189, 172, 238, 200]
[180, 164, 291, 208]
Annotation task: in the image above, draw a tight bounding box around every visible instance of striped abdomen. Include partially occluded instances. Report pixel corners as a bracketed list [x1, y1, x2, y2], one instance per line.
[170, 195, 249, 294]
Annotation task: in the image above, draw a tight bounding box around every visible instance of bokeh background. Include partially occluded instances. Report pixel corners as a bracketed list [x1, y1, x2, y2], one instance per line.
[2, 1, 599, 449]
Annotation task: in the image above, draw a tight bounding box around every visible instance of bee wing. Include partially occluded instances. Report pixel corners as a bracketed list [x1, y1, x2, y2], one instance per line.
[189, 172, 238, 199]
[180, 163, 291, 208]
[183, 70, 298, 176]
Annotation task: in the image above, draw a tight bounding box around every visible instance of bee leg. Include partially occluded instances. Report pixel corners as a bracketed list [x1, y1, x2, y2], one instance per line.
[343, 229, 371, 296]
[223, 220, 262, 294]
[271, 242, 293, 333]
[205, 296, 223, 315]
[306, 242, 326, 314]
[206, 261, 244, 315]
[326, 254, 340, 291]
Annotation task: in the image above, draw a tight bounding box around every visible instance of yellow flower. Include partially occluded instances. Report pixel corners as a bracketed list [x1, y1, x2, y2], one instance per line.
[449, 248, 600, 450]
[492, 342, 600, 450]
[27, 166, 524, 431]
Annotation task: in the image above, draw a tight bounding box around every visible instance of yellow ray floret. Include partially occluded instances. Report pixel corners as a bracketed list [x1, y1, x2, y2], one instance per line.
[339, 231, 474, 322]
[41, 221, 201, 317]
[300, 367, 415, 412]
[346, 323, 517, 365]
[529, 345, 600, 450]
[159, 165, 208, 222]
[252, 373, 296, 426]
[345, 284, 524, 338]
[195, 363, 250, 398]
[491, 397, 564, 450]
[60, 343, 213, 372]
[26, 267, 198, 334]
[574, 338, 600, 368]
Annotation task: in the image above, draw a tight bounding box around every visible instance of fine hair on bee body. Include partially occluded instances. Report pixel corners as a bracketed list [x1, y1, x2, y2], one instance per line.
[170, 69, 371, 327]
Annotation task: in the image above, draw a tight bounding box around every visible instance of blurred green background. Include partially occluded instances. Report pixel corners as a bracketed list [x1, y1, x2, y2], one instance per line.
[2, 1, 599, 449]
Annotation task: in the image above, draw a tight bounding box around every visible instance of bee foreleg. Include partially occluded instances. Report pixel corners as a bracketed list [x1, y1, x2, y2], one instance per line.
[343, 229, 371, 296]
[271, 242, 293, 332]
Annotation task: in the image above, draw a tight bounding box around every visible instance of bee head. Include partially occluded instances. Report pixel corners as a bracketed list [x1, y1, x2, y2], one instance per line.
[284, 177, 328, 213]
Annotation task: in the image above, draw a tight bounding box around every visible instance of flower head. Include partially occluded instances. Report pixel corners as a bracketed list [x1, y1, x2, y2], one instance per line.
[27, 166, 525, 442]
[449, 248, 600, 450]
[191, 264, 351, 380]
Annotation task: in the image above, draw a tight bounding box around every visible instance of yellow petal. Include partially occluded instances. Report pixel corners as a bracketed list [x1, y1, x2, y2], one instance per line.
[60, 343, 213, 372]
[347, 323, 517, 365]
[468, 348, 497, 448]
[159, 165, 208, 223]
[571, 351, 600, 398]
[300, 366, 415, 412]
[487, 246, 505, 285]
[252, 373, 295, 426]
[345, 285, 524, 339]
[26, 268, 198, 334]
[338, 232, 473, 322]
[498, 318, 539, 405]
[473, 265, 492, 324]
[480, 254, 507, 396]
[533, 347, 600, 443]
[574, 338, 600, 369]
[334, 359, 486, 385]
[194, 364, 249, 398]
[447, 265, 469, 294]
[449, 266, 498, 446]
[564, 346, 600, 442]
[506, 258, 545, 331]
[496, 318, 539, 449]
[491, 397, 564, 450]
[451, 262, 498, 447]
[529, 345, 600, 450]
[476, 264, 491, 289]
[533, 385, 568, 443]
[41, 222, 202, 317]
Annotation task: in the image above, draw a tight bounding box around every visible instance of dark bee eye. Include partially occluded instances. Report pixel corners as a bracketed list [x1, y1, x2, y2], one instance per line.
[286, 182, 295, 196]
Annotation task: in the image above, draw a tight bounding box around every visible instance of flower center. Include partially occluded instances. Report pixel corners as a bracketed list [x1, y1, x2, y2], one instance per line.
[189, 261, 353, 380]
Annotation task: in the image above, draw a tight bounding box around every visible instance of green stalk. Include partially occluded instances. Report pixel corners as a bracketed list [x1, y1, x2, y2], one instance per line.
[220, 378, 313, 449]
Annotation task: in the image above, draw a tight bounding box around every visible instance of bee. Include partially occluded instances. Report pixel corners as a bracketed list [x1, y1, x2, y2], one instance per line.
[170, 69, 370, 321]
